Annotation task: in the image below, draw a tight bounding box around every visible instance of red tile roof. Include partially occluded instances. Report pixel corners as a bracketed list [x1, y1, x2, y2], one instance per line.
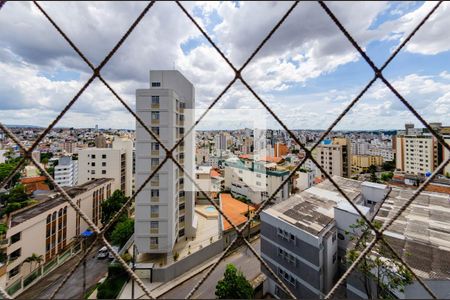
[220, 193, 255, 231]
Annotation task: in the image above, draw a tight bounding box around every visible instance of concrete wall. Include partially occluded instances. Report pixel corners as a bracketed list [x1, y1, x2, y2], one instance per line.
[152, 238, 224, 282]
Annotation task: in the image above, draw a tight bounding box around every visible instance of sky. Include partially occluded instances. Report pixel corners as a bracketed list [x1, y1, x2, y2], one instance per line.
[0, 1, 449, 131]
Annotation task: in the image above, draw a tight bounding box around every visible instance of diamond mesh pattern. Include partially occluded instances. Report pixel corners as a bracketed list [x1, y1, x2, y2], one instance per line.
[0, 1, 448, 299]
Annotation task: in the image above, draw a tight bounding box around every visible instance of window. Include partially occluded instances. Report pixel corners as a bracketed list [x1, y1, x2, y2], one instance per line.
[333, 252, 337, 263]
[9, 248, 21, 261]
[150, 221, 158, 229]
[151, 189, 159, 197]
[92, 154, 96, 159]
[10, 232, 21, 244]
[151, 82, 161, 87]
[102, 162, 106, 167]
[102, 154, 106, 159]
[332, 232, 337, 243]
[151, 142, 160, 151]
[150, 237, 158, 244]
[150, 205, 159, 214]
[8, 266, 20, 278]
[151, 158, 159, 167]
[91, 162, 96, 167]
[151, 127, 159, 135]
[151, 95, 159, 104]
[91, 170, 96, 175]
[179, 215, 185, 223]
[338, 233, 345, 240]
[256, 181, 261, 186]
[102, 170, 106, 174]
[151, 111, 160, 120]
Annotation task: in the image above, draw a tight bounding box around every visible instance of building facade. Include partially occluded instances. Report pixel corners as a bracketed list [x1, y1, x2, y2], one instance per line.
[135, 70, 196, 254]
[0, 179, 113, 296]
[54, 156, 78, 187]
[312, 137, 351, 178]
[78, 137, 133, 196]
[351, 155, 383, 174]
[223, 156, 290, 204]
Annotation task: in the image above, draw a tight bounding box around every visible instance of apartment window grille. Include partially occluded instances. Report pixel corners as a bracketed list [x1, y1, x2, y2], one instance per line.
[151, 82, 161, 87]
[0, 2, 445, 299]
[151, 95, 159, 104]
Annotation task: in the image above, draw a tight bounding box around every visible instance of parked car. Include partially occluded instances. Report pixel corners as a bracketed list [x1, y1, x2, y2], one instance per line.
[96, 246, 108, 259]
[108, 246, 120, 260]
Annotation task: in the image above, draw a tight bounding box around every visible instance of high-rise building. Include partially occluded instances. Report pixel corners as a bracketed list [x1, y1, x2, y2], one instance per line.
[62, 141, 77, 154]
[215, 133, 228, 153]
[54, 156, 78, 187]
[311, 137, 351, 178]
[78, 137, 133, 196]
[135, 70, 196, 254]
[395, 123, 450, 176]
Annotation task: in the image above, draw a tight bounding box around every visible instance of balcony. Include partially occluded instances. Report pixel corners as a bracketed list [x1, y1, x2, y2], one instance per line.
[151, 180, 159, 187]
[150, 228, 158, 234]
[150, 213, 159, 218]
[179, 209, 185, 215]
[151, 196, 159, 202]
[151, 103, 159, 109]
[150, 244, 158, 250]
[0, 237, 8, 249]
[179, 196, 186, 203]
[151, 150, 159, 156]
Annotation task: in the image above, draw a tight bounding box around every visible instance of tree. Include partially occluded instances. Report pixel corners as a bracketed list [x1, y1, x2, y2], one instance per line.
[380, 172, 393, 182]
[382, 160, 396, 172]
[346, 219, 413, 299]
[0, 158, 21, 187]
[215, 264, 254, 299]
[23, 253, 44, 273]
[1, 184, 29, 204]
[110, 218, 134, 247]
[368, 165, 378, 183]
[101, 190, 128, 224]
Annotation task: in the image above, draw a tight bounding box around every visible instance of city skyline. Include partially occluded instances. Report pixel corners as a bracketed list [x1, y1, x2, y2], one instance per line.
[0, 2, 449, 130]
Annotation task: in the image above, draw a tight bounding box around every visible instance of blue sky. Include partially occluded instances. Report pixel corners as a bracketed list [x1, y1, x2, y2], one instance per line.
[0, 1, 449, 130]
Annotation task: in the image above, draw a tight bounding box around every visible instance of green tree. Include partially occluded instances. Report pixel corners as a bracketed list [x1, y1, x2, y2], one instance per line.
[1, 184, 29, 203]
[346, 219, 413, 299]
[368, 165, 378, 183]
[101, 190, 128, 224]
[215, 264, 254, 299]
[380, 172, 394, 182]
[0, 158, 21, 187]
[23, 253, 43, 273]
[110, 218, 134, 247]
[382, 160, 396, 172]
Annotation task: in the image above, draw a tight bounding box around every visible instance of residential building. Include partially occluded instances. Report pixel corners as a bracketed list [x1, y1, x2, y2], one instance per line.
[78, 137, 133, 196]
[62, 142, 77, 154]
[135, 70, 196, 254]
[351, 154, 383, 174]
[260, 177, 388, 298]
[312, 137, 351, 178]
[0, 179, 113, 297]
[223, 155, 290, 204]
[295, 169, 314, 192]
[54, 156, 78, 187]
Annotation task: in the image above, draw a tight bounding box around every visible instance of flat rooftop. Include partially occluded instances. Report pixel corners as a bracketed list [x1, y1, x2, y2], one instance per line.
[265, 176, 365, 236]
[376, 187, 450, 280]
[10, 178, 113, 228]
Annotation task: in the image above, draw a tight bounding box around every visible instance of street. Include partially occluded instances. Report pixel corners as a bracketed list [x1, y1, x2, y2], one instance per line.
[18, 245, 110, 299]
[159, 238, 261, 299]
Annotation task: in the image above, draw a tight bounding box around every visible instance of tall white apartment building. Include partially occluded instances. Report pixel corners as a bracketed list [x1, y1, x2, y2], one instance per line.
[78, 137, 133, 196]
[54, 156, 78, 187]
[135, 70, 196, 254]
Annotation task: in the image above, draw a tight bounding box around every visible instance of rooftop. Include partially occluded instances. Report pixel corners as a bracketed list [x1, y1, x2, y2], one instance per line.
[220, 193, 256, 231]
[9, 178, 113, 228]
[265, 176, 365, 236]
[376, 187, 450, 280]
